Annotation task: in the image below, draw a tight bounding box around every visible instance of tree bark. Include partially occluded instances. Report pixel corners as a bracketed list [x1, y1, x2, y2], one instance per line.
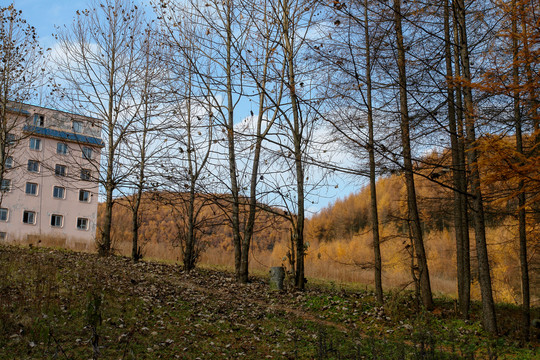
[394, 0, 433, 310]
[280, 0, 306, 289]
[445, 0, 469, 319]
[511, 0, 530, 341]
[364, 0, 383, 304]
[222, 0, 242, 281]
[452, 10, 471, 316]
[454, 0, 497, 334]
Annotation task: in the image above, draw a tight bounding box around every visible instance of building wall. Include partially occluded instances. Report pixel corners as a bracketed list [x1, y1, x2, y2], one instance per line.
[0, 104, 102, 250]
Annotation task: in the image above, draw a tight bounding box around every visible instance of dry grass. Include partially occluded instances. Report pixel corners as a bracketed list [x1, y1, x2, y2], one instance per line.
[7, 235, 94, 253]
[199, 224, 538, 305]
[27, 221, 538, 306]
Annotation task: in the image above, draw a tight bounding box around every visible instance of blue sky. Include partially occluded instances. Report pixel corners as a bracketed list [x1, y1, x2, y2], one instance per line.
[12, 0, 92, 49]
[10, 0, 364, 214]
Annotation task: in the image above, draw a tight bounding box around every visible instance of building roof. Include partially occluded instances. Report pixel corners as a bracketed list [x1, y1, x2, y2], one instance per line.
[6, 106, 31, 115]
[23, 125, 105, 148]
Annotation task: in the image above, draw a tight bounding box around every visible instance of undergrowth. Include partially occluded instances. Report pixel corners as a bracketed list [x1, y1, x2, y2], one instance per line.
[0, 245, 537, 359]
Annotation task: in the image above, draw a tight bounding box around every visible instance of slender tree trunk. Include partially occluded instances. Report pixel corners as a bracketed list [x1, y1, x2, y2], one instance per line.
[184, 82, 197, 271]
[445, 0, 469, 318]
[100, 112, 115, 255]
[222, 0, 242, 281]
[0, 99, 7, 209]
[240, 92, 266, 283]
[511, 0, 530, 341]
[131, 186, 143, 262]
[239, 25, 276, 282]
[100, 37, 117, 256]
[184, 186, 197, 271]
[394, 0, 433, 310]
[364, 0, 383, 304]
[131, 78, 149, 262]
[131, 199, 140, 261]
[101, 178, 114, 255]
[452, 11, 471, 315]
[454, 0, 497, 334]
[280, 0, 305, 289]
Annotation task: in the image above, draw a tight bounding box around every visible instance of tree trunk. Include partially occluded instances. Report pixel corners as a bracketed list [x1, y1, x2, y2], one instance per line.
[131, 190, 142, 262]
[223, 0, 242, 281]
[452, 10, 471, 316]
[184, 187, 197, 271]
[239, 46, 272, 282]
[100, 179, 114, 256]
[454, 0, 497, 334]
[445, 0, 469, 319]
[100, 41, 117, 256]
[239, 120, 263, 283]
[394, 0, 433, 310]
[281, 0, 306, 290]
[100, 115, 115, 255]
[364, 0, 383, 304]
[511, 0, 530, 341]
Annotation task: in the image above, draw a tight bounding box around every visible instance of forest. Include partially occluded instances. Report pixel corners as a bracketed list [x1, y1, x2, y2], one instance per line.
[105, 144, 539, 311]
[1, 0, 538, 340]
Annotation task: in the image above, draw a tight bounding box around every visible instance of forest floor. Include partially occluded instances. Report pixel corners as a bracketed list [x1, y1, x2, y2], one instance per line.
[0, 245, 538, 359]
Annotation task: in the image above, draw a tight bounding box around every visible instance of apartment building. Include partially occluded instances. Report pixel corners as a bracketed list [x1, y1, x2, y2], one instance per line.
[0, 103, 103, 249]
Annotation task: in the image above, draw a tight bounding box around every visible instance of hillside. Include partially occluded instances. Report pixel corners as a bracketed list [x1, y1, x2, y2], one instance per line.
[0, 245, 538, 359]
[302, 147, 540, 305]
[100, 143, 539, 305]
[99, 192, 290, 260]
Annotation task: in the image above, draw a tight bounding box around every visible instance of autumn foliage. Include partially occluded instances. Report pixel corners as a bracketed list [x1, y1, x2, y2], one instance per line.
[97, 192, 290, 262]
[98, 137, 539, 305]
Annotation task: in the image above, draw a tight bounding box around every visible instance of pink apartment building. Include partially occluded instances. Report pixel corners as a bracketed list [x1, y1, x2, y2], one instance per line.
[0, 103, 103, 250]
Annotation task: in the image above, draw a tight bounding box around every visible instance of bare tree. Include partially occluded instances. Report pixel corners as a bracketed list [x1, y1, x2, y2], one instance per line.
[0, 5, 47, 207]
[54, 0, 146, 255]
[267, 0, 322, 289]
[157, 0, 284, 280]
[121, 24, 167, 262]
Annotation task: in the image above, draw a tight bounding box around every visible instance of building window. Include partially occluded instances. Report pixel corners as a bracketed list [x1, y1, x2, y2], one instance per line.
[79, 189, 90, 202]
[55, 164, 67, 177]
[29, 138, 41, 151]
[51, 214, 63, 227]
[73, 121, 82, 133]
[77, 217, 89, 230]
[53, 186, 65, 199]
[6, 133, 16, 146]
[80, 169, 91, 181]
[0, 208, 8, 221]
[1, 179, 11, 192]
[0, 232, 6, 241]
[4, 157, 13, 169]
[82, 147, 93, 160]
[26, 182, 38, 195]
[33, 114, 45, 127]
[23, 211, 35, 224]
[57, 143, 68, 155]
[27, 160, 40, 173]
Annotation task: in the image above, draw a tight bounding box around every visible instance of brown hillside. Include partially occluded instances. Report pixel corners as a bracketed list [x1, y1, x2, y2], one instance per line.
[302, 146, 539, 304]
[98, 192, 291, 261]
[98, 138, 539, 304]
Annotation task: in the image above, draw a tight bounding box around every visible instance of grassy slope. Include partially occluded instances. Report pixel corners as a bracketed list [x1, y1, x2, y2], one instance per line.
[0, 245, 537, 359]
